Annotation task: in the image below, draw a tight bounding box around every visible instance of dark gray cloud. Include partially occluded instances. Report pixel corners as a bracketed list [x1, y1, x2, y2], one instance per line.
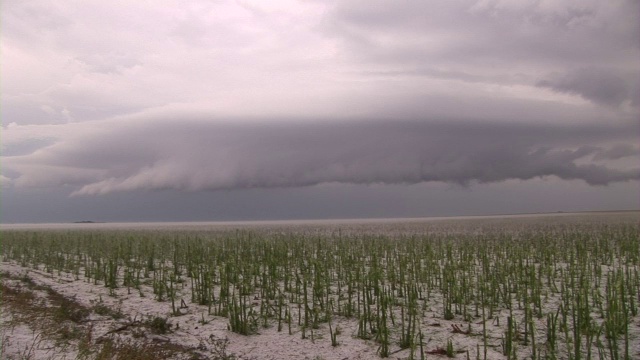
[323, 0, 640, 115]
[537, 68, 635, 107]
[2, 1, 639, 222]
[593, 144, 640, 161]
[322, 1, 639, 67]
[4, 118, 638, 196]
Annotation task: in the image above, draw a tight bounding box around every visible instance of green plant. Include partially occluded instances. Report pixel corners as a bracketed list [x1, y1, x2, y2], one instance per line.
[446, 339, 455, 358]
[145, 316, 171, 334]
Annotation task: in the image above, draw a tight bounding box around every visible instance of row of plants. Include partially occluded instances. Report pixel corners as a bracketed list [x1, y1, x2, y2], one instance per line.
[1, 221, 638, 359]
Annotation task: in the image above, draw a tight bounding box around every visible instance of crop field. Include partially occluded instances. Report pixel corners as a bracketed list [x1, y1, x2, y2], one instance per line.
[1, 212, 639, 359]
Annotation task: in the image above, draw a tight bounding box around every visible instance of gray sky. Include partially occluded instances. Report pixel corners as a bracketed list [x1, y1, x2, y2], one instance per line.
[2, 0, 639, 223]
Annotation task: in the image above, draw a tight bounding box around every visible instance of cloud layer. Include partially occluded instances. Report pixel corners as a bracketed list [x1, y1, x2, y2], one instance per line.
[3, 117, 638, 196]
[2, 0, 638, 127]
[1, 1, 639, 221]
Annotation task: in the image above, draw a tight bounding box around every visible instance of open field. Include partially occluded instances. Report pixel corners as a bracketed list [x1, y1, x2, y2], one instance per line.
[1, 212, 639, 359]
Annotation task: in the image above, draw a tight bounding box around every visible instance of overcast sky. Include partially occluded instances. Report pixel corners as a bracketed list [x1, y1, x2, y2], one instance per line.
[2, 0, 639, 223]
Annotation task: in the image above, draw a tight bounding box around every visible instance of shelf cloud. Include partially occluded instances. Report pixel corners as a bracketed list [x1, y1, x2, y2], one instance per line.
[2, 0, 638, 221]
[4, 117, 638, 196]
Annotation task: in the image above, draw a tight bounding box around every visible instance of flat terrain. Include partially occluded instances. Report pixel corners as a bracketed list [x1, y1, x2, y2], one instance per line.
[1, 212, 639, 359]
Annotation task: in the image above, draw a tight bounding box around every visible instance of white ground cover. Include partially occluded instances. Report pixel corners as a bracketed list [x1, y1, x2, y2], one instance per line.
[1, 213, 639, 359]
[2, 259, 638, 360]
[2, 261, 382, 359]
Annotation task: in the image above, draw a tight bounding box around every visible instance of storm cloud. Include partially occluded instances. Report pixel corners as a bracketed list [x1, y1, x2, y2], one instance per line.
[1, 1, 639, 222]
[3, 117, 638, 196]
[537, 68, 636, 107]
